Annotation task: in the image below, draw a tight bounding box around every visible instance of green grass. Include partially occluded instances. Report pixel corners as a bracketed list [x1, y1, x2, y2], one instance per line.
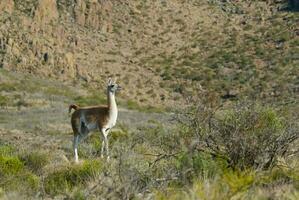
[120, 99, 166, 113]
[74, 93, 106, 107]
[0, 82, 17, 92]
[0, 69, 76, 93]
[0, 155, 24, 175]
[0, 144, 40, 194]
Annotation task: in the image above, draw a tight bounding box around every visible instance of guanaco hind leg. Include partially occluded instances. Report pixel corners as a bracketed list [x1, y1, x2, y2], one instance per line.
[73, 135, 80, 163]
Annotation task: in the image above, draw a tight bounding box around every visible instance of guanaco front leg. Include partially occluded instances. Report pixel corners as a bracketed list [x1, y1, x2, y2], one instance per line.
[101, 128, 110, 161]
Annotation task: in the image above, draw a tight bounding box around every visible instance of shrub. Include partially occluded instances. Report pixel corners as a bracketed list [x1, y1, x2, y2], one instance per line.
[0, 95, 10, 107]
[175, 152, 227, 183]
[44, 160, 103, 195]
[21, 152, 48, 174]
[180, 99, 299, 170]
[214, 106, 297, 170]
[0, 145, 40, 193]
[0, 156, 24, 176]
[0, 171, 39, 193]
[222, 170, 255, 194]
[110, 129, 129, 144]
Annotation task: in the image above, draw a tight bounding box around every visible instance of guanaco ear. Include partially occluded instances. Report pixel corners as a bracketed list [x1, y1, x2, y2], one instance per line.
[114, 77, 118, 83]
[107, 78, 112, 85]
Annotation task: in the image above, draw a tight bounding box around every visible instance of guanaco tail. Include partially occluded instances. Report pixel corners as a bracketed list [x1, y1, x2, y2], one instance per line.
[69, 78, 121, 163]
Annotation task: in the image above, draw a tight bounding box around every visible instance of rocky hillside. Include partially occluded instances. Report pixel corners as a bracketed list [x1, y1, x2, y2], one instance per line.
[0, 0, 298, 108]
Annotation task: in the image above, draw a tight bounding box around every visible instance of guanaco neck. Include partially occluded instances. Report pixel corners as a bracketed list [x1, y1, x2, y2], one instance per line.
[107, 90, 118, 117]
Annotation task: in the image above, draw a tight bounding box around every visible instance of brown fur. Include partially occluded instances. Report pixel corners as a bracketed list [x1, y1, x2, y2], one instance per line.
[69, 104, 79, 114]
[70, 105, 110, 136]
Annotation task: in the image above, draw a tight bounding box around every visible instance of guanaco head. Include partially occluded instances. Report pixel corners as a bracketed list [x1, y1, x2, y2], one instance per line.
[107, 78, 122, 93]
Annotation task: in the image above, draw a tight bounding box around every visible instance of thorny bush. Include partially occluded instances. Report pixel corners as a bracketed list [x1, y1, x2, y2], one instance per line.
[178, 94, 299, 171]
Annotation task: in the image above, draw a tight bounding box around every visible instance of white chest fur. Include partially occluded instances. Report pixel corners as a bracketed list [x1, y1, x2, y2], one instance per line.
[106, 92, 118, 129]
[107, 108, 118, 128]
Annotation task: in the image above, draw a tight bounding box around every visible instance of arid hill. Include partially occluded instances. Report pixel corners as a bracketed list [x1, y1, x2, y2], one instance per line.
[0, 0, 298, 108]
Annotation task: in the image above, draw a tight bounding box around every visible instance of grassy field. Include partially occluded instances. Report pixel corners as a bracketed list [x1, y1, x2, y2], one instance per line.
[0, 70, 298, 199]
[0, 68, 175, 199]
